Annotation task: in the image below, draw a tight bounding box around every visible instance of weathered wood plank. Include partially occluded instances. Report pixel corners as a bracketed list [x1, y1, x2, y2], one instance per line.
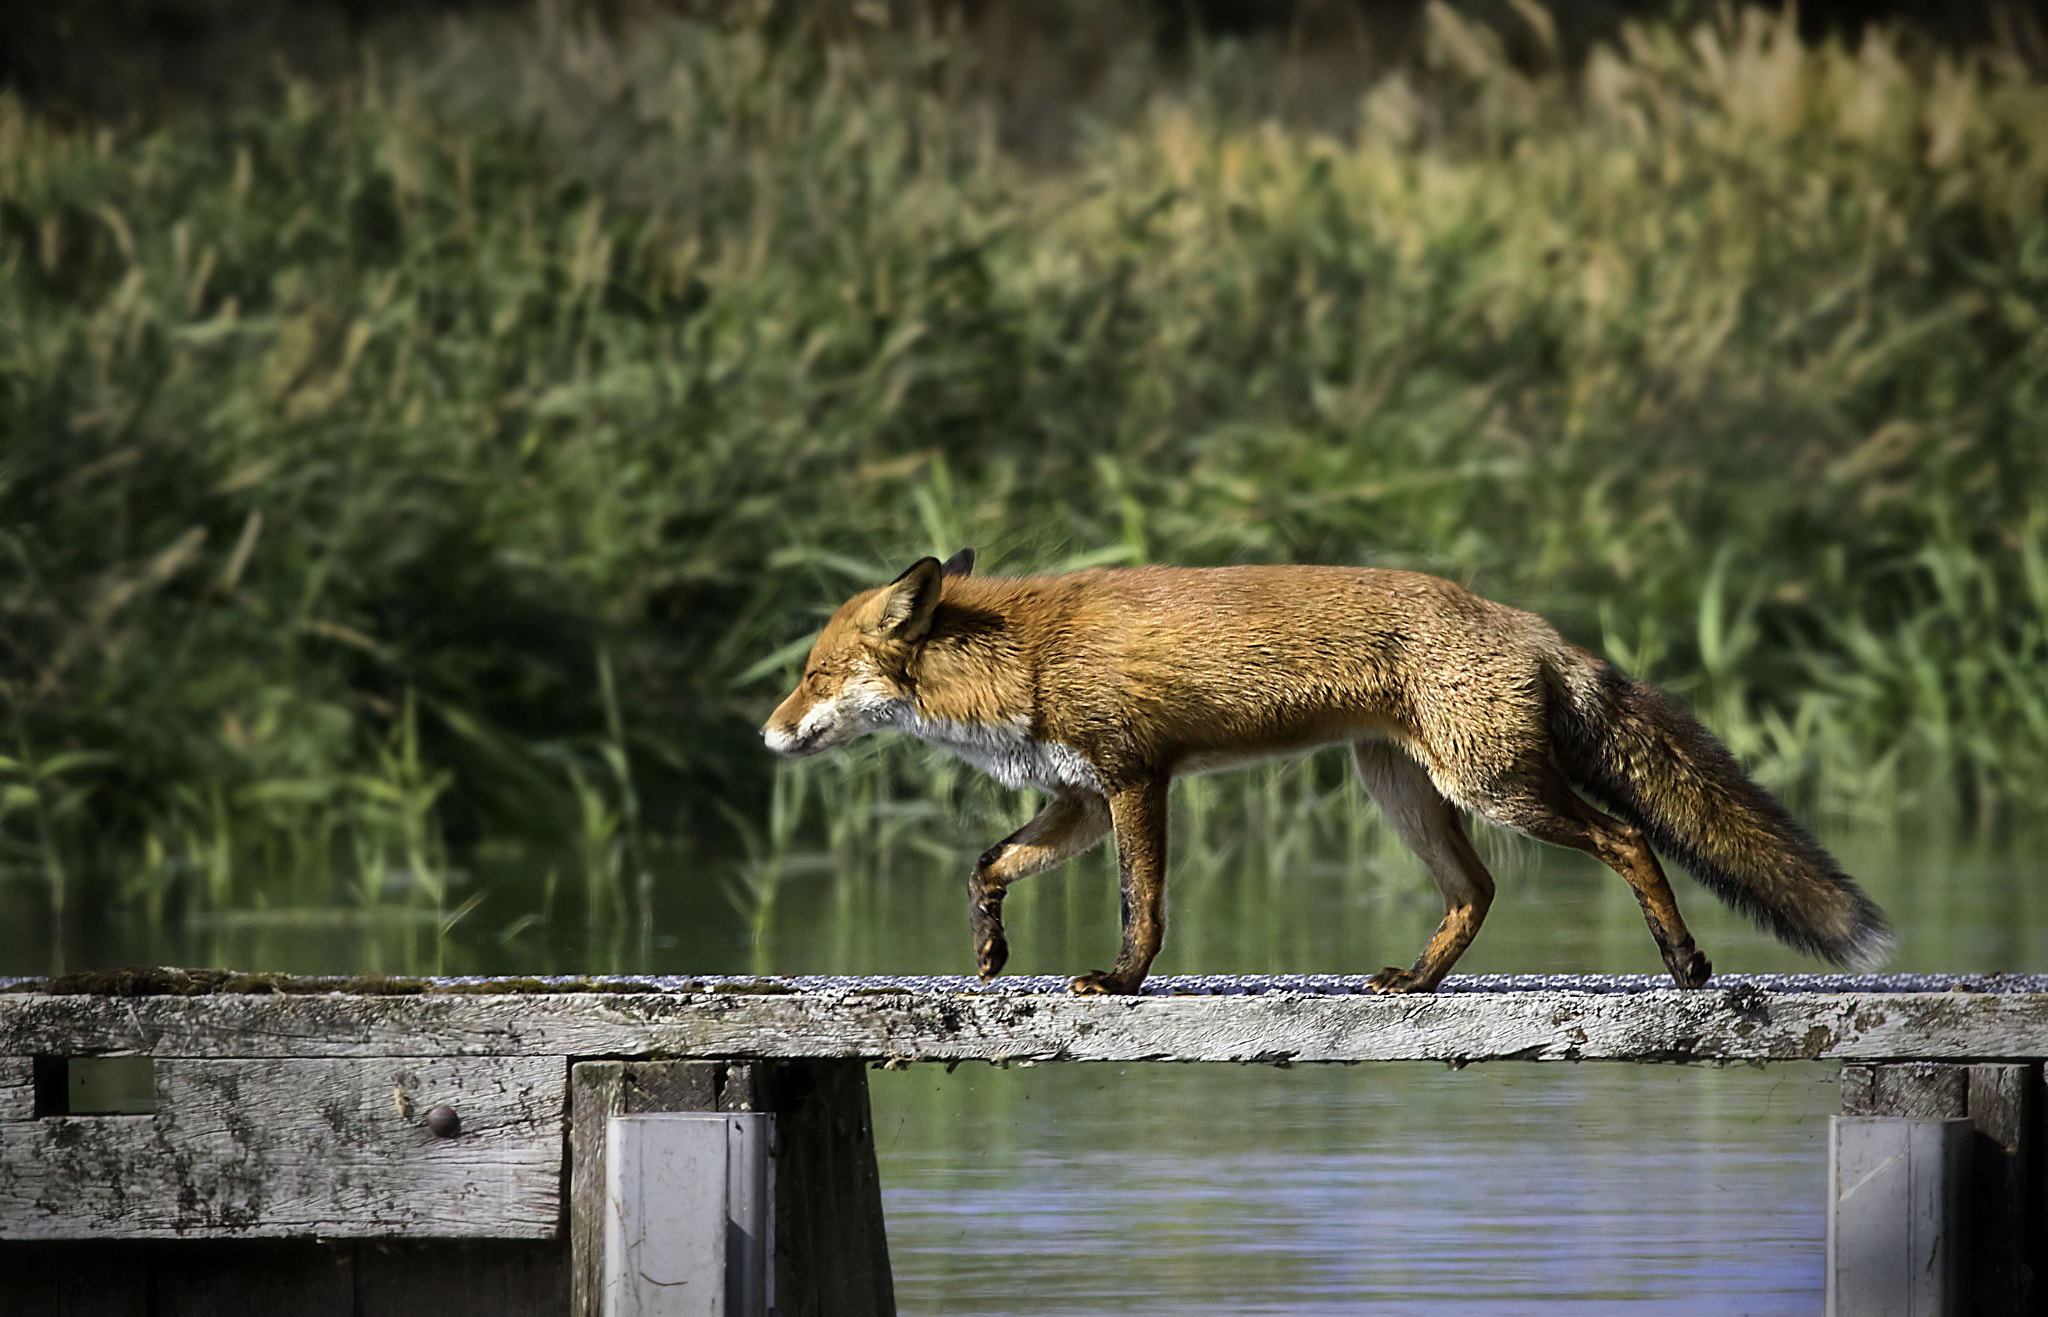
[1826, 1116, 1968, 1316]
[1840, 1062, 1969, 1119]
[1838, 1062, 2045, 1313]
[0, 1057, 566, 1240]
[1964, 1064, 2042, 1314]
[571, 1061, 724, 1317]
[755, 1061, 894, 1317]
[0, 1057, 30, 1123]
[6, 988, 2048, 1064]
[568, 1061, 894, 1317]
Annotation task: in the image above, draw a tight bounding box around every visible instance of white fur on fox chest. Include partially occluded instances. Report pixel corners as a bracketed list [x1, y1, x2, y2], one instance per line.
[894, 708, 1103, 795]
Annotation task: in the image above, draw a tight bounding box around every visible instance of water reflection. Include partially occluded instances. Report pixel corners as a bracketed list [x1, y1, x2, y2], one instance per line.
[875, 1062, 1832, 1316]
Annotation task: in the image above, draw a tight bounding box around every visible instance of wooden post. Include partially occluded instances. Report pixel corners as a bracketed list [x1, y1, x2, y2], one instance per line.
[1838, 1061, 2044, 1314]
[571, 1061, 893, 1317]
[1827, 1115, 1969, 1316]
[1963, 1064, 2043, 1313]
[602, 1112, 772, 1317]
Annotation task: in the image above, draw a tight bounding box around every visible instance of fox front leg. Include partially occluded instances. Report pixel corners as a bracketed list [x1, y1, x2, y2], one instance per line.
[968, 794, 1110, 981]
[1071, 777, 1170, 996]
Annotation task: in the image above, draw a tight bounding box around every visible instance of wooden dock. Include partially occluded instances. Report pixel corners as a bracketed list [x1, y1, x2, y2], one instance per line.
[3, 971, 2044, 1314]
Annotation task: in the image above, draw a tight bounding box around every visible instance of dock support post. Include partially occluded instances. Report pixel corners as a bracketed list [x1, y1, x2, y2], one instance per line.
[1836, 1062, 2043, 1314]
[602, 1112, 773, 1317]
[571, 1061, 894, 1317]
[1826, 1115, 1968, 1315]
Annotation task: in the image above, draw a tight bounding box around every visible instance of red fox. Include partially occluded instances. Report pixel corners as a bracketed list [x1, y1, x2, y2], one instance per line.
[761, 552, 1891, 995]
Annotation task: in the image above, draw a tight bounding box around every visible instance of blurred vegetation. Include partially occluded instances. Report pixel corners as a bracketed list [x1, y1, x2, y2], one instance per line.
[2, 0, 2045, 943]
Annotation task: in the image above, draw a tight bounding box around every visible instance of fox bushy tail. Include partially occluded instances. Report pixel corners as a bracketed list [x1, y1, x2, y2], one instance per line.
[1547, 657, 1893, 970]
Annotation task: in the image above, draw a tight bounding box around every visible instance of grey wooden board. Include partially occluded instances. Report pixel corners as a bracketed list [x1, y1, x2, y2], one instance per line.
[752, 1061, 895, 1317]
[0, 1056, 29, 1123]
[1840, 1062, 1970, 1118]
[0, 1057, 566, 1240]
[602, 1114, 773, 1317]
[569, 1061, 895, 1317]
[572, 1062, 723, 1317]
[7, 988, 2048, 1064]
[1837, 1063, 2045, 1314]
[1827, 1116, 1968, 1317]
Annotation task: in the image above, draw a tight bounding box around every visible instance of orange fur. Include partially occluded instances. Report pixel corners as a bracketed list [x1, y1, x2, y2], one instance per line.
[763, 557, 1889, 994]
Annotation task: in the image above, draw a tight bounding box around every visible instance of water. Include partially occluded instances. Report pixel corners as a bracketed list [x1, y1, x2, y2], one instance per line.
[875, 1062, 1833, 1316]
[2, 820, 2040, 1313]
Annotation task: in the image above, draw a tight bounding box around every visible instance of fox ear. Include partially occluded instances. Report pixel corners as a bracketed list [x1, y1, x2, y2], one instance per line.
[873, 557, 944, 641]
[940, 547, 975, 578]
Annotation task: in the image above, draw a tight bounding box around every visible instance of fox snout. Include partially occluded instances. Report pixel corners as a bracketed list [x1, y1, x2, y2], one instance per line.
[760, 719, 820, 757]
[760, 556, 947, 759]
[762, 682, 873, 757]
[759, 692, 823, 755]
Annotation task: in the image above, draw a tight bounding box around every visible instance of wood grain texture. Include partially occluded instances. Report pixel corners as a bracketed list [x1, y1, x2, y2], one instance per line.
[6, 988, 2048, 1064]
[757, 1061, 894, 1317]
[1963, 1064, 2042, 1315]
[568, 1060, 894, 1317]
[1839, 1062, 2044, 1314]
[0, 1056, 566, 1240]
[1838, 1062, 1968, 1118]
[569, 1061, 723, 1317]
[0, 1057, 29, 1123]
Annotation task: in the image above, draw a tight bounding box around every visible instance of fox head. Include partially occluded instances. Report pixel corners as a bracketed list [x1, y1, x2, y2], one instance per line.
[760, 549, 974, 757]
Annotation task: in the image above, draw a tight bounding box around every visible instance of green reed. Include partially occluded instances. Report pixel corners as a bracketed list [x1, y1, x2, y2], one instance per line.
[1, 2, 2044, 936]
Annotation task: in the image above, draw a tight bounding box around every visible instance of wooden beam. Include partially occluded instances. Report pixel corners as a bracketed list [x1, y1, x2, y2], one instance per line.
[0, 1057, 566, 1239]
[0, 1057, 29, 1123]
[1839, 1062, 2044, 1313]
[747, 1062, 894, 1317]
[1965, 1064, 2041, 1314]
[1826, 1116, 1968, 1317]
[570, 1061, 893, 1317]
[572, 1062, 724, 1317]
[7, 986, 2048, 1064]
[601, 1112, 770, 1316]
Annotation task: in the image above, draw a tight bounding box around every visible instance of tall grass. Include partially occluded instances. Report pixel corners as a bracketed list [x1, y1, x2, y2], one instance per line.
[1, 2, 2044, 933]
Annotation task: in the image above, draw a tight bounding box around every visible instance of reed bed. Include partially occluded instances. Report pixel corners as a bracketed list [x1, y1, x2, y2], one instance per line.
[1, 2, 2044, 938]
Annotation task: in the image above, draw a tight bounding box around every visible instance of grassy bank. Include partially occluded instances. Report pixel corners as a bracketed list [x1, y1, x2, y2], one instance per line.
[3, 2, 2045, 937]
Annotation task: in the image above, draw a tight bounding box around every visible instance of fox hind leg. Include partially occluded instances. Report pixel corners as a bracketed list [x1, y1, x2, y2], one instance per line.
[1463, 763, 1712, 989]
[1352, 741, 1497, 994]
[970, 793, 1110, 980]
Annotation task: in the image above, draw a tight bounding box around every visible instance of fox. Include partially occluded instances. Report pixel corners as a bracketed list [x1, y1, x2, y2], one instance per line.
[760, 551, 1892, 995]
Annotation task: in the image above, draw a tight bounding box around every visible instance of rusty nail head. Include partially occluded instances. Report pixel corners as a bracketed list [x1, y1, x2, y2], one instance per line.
[426, 1104, 460, 1138]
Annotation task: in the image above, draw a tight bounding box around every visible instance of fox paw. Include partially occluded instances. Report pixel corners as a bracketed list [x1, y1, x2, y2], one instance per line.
[1366, 966, 1436, 995]
[1069, 970, 1141, 995]
[970, 897, 1008, 981]
[976, 929, 1009, 982]
[1667, 948, 1713, 989]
